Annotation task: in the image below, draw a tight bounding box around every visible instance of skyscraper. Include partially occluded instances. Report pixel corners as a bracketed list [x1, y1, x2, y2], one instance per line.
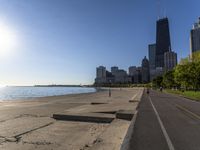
[129, 66, 137, 83]
[164, 49, 177, 72]
[95, 66, 106, 84]
[128, 66, 137, 76]
[96, 66, 106, 78]
[190, 17, 200, 55]
[136, 67, 142, 84]
[156, 18, 171, 67]
[141, 56, 150, 83]
[111, 66, 119, 75]
[148, 44, 156, 70]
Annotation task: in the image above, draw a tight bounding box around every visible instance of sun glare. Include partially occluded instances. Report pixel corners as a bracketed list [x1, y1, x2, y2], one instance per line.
[0, 84, 6, 88]
[0, 22, 18, 57]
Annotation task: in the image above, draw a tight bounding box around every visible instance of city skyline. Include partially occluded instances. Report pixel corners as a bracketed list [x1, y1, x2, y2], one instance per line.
[0, 0, 199, 86]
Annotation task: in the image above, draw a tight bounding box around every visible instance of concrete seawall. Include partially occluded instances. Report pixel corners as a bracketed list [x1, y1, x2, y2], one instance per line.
[120, 89, 144, 150]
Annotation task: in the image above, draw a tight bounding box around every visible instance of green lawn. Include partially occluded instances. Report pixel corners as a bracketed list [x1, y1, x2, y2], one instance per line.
[164, 89, 200, 101]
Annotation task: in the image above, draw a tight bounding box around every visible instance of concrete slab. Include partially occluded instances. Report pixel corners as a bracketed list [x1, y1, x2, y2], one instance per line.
[0, 121, 109, 150]
[88, 119, 130, 150]
[53, 112, 115, 123]
[65, 103, 137, 114]
[0, 116, 54, 138]
[116, 110, 135, 121]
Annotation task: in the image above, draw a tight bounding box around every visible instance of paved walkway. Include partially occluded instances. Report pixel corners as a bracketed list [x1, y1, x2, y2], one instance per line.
[129, 90, 200, 150]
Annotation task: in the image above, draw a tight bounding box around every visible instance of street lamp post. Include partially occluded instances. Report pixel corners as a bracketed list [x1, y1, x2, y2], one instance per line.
[109, 80, 111, 97]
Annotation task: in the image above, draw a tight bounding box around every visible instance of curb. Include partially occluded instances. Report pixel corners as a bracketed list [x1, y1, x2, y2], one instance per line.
[120, 89, 144, 150]
[120, 110, 138, 150]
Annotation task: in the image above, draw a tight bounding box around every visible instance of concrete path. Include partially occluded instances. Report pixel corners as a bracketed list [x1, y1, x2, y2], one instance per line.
[128, 90, 200, 150]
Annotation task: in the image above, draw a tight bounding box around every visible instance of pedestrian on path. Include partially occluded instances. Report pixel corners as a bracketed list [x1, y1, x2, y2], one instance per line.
[160, 86, 163, 92]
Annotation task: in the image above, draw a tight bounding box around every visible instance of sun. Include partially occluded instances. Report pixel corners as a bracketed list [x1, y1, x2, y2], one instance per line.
[0, 22, 17, 57]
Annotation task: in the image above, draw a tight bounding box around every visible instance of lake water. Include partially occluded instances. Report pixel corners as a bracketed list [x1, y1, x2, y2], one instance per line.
[0, 86, 96, 101]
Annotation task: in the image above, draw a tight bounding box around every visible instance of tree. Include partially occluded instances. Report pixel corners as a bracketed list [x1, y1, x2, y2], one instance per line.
[186, 52, 200, 90]
[197, 62, 200, 90]
[163, 70, 178, 89]
[191, 51, 200, 63]
[152, 76, 163, 88]
[174, 63, 191, 90]
[187, 62, 199, 90]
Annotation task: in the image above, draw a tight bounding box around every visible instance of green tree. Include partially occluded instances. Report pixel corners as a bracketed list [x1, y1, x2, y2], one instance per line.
[187, 62, 200, 90]
[163, 70, 178, 88]
[188, 52, 200, 90]
[197, 62, 200, 90]
[191, 51, 200, 63]
[152, 76, 163, 88]
[174, 63, 191, 90]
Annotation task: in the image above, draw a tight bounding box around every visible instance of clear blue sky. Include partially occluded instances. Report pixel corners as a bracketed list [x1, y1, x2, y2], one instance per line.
[0, 0, 199, 85]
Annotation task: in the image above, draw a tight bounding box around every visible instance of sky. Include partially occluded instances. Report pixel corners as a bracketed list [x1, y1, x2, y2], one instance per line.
[0, 0, 199, 86]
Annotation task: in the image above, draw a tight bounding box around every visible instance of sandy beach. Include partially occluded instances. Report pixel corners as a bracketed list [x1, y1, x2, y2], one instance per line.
[0, 87, 143, 150]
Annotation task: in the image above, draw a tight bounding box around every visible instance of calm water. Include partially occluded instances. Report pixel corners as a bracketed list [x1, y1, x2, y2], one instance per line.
[0, 86, 96, 101]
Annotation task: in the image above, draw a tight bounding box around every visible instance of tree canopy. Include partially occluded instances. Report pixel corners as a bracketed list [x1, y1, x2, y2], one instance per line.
[153, 51, 200, 90]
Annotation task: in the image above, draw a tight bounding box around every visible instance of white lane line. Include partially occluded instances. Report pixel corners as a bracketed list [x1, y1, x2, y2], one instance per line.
[149, 96, 175, 150]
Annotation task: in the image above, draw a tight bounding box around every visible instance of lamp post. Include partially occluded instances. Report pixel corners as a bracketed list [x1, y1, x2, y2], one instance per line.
[109, 80, 111, 97]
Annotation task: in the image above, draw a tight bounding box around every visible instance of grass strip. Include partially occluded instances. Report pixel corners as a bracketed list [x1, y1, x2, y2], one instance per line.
[164, 89, 200, 101]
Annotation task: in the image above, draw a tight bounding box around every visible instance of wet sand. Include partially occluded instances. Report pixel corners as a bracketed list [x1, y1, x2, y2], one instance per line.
[0, 88, 143, 150]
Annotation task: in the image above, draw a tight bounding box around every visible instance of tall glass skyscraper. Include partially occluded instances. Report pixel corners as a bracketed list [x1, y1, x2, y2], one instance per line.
[148, 44, 156, 70]
[156, 18, 171, 67]
[190, 17, 200, 55]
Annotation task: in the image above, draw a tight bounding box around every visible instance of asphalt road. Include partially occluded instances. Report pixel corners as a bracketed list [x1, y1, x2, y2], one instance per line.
[129, 90, 200, 150]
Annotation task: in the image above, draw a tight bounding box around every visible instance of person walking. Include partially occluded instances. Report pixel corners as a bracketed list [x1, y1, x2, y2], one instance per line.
[160, 86, 163, 92]
[147, 88, 150, 94]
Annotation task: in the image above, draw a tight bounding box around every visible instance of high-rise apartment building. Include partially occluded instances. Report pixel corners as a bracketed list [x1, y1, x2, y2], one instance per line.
[95, 66, 132, 84]
[136, 67, 142, 84]
[111, 66, 119, 76]
[129, 66, 137, 83]
[128, 66, 137, 76]
[96, 66, 106, 78]
[156, 18, 171, 67]
[148, 44, 156, 70]
[95, 66, 107, 84]
[190, 17, 200, 55]
[128, 66, 144, 83]
[164, 49, 177, 71]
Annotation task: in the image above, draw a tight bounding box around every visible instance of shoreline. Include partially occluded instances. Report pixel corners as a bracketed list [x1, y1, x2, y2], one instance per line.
[0, 87, 102, 102]
[0, 87, 120, 103]
[0, 90, 102, 104]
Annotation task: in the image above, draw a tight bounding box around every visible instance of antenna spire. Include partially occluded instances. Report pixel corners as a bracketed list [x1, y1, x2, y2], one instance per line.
[156, 0, 166, 19]
[156, 0, 161, 19]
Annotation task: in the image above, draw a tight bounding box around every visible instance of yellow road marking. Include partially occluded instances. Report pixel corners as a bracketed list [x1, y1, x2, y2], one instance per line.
[176, 104, 200, 120]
